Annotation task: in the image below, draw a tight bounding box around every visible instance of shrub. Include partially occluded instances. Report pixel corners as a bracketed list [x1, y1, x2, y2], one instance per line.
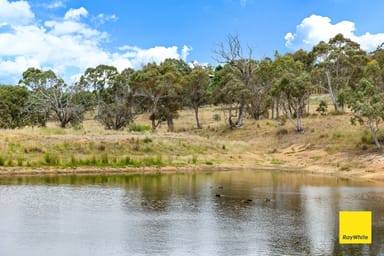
[97, 143, 106, 151]
[333, 132, 343, 139]
[44, 153, 59, 165]
[143, 137, 152, 143]
[7, 159, 14, 167]
[192, 155, 198, 164]
[128, 124, 151, 132]
[339, 164, 351, 171]
[276, 128, 288, 136]
[316, 100, 328, 115]
[213, 114, 221, 121]
[143, 156, 163, 166]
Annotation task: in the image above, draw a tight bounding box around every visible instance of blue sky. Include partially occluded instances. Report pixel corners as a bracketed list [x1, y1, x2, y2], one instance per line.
[1, 0, 384, 84]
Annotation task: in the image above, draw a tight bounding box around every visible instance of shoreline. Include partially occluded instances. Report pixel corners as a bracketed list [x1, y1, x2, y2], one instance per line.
[1, 163, 383, 184]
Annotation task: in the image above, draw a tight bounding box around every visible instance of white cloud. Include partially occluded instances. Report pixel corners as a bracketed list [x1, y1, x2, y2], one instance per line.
[285, 14, 384, 51]
[64, 7, 88, 21]
[95, 13, 118, 25]
[0, 0, 34, 25]
[118, 45, 192, 68]
[0, 1, 192, 84]
[182, 45, 192, 61]
[45, 0, 65, 9]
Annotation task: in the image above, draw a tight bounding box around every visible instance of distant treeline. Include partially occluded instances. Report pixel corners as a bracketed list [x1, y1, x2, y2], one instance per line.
[2, 34, 384, 148]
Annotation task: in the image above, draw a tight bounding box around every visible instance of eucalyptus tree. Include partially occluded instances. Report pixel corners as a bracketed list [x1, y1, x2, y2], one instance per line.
[248, 57, 273, 120]
[182, 65, 210, 129]
[345, 60, 384, 149]
[272, 54, 312, 132]
[130, 59, 188, 131]
[79, 64, 119, 117]
[369, 44, 384, 91]
[311, 34, 368, 111]
[97, 68, 136, 130]
[214, 34, 257, 128]
[19, 68, 90, 128]
[0, 85, 29, 129]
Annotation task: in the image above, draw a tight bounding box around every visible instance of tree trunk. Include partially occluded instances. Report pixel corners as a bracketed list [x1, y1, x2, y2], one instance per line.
[229, 103, 245, 129]
[373, 134, 381, 150]
[60, 120, 67, 128]
[325, 70, 339, 111]
[151, 113, 157, 130]
[167, 117, 174, 132]
[236, 103, 245, 126]
[370, 120, 381, 150]
[275, 97, 280, 119]
[194, 106, 202, 129]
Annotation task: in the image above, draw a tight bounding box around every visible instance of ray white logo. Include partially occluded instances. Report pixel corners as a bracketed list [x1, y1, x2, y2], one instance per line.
[339, 211, 372, 244]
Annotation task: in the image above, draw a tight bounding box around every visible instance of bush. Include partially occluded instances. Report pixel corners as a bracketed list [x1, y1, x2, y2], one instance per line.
[276, 128, 288, 136]
[191, 155, 198, 164]
[316, 100, 328, 115]
[44, 153, 59, 165]
[128, 124, 152, 132]
[143, 137, 152, 143]
[213, 114, 221, 121]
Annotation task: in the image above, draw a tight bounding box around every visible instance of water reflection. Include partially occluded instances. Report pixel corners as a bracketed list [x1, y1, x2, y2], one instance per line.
[0, 171, 384, 255]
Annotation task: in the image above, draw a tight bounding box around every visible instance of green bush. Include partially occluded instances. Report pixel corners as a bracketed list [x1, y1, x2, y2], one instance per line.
[192, 155, 198, 164]
[143, 137, 153, 143]
[128, 124, 151, 132]
[316, 100, 328, 115]
[44, 153, 59, 165]
[212, 114, 221, 121]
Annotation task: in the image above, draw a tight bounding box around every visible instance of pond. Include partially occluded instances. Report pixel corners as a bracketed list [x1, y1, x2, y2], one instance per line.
[0, 170, 383, 256]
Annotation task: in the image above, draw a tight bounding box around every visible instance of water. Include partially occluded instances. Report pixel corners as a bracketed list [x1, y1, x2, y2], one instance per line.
[0, 171, 384, 256]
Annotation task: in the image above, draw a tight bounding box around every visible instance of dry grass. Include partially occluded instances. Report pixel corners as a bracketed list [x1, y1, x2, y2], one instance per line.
[0, 100, 383, 179]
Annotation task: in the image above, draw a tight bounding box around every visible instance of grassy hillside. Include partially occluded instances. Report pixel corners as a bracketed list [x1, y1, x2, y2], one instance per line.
[0, 98, 383, 179]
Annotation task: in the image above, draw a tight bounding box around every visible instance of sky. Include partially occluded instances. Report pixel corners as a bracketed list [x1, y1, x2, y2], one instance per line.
[1, 0, 384, 84]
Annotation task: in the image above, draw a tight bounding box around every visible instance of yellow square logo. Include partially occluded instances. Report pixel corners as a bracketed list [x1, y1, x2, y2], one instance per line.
[339, 211, 372, 244]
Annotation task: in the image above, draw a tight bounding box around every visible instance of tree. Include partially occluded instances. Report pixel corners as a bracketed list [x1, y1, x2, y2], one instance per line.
[97, 68, 136, 130]
[247, 57, 273, 120]
[131, 59, 187, 131]
[183, 65, 210, 129]
[272, 54, 312, 132]
[214, 34, 257, 128]
[345, 60, 384, 149]
[19, 68, 90, 128]
[312, 34, 367, 111]
[79, 65, 118, 118]
[0, 85, 29, 129]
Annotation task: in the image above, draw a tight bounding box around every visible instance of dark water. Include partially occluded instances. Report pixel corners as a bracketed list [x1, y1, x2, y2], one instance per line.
[0, 171, 384, 256]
